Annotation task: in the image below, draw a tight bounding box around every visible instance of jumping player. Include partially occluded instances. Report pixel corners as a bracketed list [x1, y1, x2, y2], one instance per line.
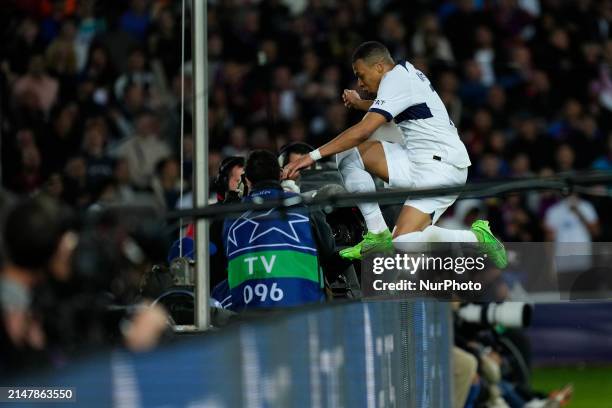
[283, 41, 507, 267]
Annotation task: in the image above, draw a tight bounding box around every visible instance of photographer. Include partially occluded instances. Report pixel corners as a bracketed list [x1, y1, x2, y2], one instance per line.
[222, 150, 351, 312]
[454, 303, 572, 407]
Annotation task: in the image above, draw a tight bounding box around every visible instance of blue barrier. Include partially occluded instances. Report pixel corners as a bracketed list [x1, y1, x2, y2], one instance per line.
[14, 300, 452, 408]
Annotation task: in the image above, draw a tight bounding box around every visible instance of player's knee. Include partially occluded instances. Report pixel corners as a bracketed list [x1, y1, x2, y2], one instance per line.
[345, 180, 371, 193]
[392, 227, 421, 241]
[336, 147, 360, 170]
[393, 178, 412, 188]
[422, 225, 443, 241]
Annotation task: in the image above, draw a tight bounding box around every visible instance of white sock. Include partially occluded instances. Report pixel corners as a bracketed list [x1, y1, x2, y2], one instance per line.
[363, 210, 388, 234]
[392, 225, 477, 250]
[337, 148, 388, 233]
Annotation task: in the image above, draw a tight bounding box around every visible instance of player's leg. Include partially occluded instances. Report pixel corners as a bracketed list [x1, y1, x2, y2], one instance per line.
[393, 214, 507, 268]
[392, 205, 433, 238]
[392, 163, 507, 268]
[337, 140, 392, 260]
[336, 141, 388, 233]
[357, 139, 389, 182]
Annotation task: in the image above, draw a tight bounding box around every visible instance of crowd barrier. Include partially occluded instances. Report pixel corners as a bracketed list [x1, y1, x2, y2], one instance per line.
[14, 300, 452, 408]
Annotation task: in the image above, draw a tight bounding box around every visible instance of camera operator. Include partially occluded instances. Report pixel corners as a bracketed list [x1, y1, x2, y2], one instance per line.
[279, 143, 362, 298]
[181, 156, 245, 290]
[278, 142, 317, 194]
[221, 150, 352, 312]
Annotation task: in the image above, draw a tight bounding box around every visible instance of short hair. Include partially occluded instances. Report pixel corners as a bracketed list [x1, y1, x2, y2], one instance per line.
[245, 150, 280, 185]
[351, 41, 394, 65]
[3, 197, 68, 269]
[155, 156, 177, 176]
[278, 142, 314, 167]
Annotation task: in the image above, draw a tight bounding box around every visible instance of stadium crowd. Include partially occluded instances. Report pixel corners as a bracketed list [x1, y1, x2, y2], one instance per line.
[1, 0, 611, 242]
[1, 1, 609, 404]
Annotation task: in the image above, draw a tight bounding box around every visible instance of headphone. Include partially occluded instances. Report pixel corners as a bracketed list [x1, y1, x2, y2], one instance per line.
[213, 156, 245, 195]
[277, 142, 321, 169]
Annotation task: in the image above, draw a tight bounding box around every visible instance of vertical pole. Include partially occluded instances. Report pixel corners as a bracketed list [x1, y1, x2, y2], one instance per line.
[192, 0, 209, 330]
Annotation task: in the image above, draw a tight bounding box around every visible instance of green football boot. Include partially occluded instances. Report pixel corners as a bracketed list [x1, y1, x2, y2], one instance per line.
[471, 220, 508, 268]
[339, 229, 394, 260]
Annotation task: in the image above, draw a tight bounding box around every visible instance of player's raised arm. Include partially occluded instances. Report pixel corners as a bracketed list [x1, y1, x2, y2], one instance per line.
[282, 111, 386, 179]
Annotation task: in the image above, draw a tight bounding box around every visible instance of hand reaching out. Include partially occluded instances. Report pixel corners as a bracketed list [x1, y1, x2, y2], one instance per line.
[282, 154, 315, 180]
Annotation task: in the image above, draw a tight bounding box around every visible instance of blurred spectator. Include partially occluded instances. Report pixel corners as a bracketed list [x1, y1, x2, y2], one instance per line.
[151, 157, 181, 210]
[12, 54, 59, 115]
[45, 18, 78, 85]
[113, 46, 154, 101]
[293, 49, 320, 91]
[40, 103, 81, 175]
[459, 60, 489, 107]
[119, 0, 151, 41]
[273, 65, 298, 122]
[111, 82, 147, 140]
[444, 0, 494, 62]
[82, 118, 114, 187]
[113, 158, 137, 203]
[0, 197, 71, 373]
[411, 13, 453, 64]
[62, 156, 90, 207]
[493, 0, 534, 42]
[3, 17, 45, 75]
[501, 195, 540, 242]
[75, 0, 107, 71]
[486, 86, 509, 129]
[592, 133, 612, 171]
[508, 117, 554, 171]
[555, 143, 576, 172]
[222, 126, 249, 158]
[98, 16, 138, 74]
[81, 43, 116, 89]
[436, 70, 463, 126]
[465, 108, 494, 157]
[12, 144, 43, 195]
[510, 153, 533, 178]
[477, 152, 506, 180]
[545, 193, 600, 279]
[473, 26, 496, 86]
[535, 27, 577, 101]
[148, 7, 181, 80]
[378, 13, 406, 60]
[208, 150, 223, 184]
[115, 111, 171, 189]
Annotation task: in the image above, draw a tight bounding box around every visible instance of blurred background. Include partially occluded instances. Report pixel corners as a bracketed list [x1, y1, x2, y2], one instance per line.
[1, 0, 612, 406]
[1, 0, 612, 219]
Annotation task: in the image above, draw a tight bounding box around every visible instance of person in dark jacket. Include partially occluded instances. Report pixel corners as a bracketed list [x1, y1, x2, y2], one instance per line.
[219, 150, 352, 312]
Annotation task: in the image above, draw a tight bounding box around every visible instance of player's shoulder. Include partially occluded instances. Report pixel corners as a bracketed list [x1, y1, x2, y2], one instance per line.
[379, 63, 407, 88]
[383, 61, 417, 83]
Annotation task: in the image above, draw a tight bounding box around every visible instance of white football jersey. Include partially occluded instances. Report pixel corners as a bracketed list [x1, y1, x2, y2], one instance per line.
[368, 61, 471, 168]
